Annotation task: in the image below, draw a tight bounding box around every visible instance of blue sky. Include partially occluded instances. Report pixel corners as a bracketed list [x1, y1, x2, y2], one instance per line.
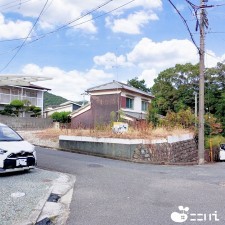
[0, 0, 225, 100]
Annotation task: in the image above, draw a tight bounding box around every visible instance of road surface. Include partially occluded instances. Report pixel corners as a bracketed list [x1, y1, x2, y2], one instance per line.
[36, 146, 225, 225]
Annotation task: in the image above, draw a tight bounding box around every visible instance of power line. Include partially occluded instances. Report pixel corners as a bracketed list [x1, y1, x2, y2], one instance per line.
[28, 0, 136, 43]
[0, 0, 23, 8]
[0, 0, 134, 43]
[0, 0, 33, 11]
[0, 0, 49, 72]
[0, 0, 135, 55]
[167, 0, 200, 52]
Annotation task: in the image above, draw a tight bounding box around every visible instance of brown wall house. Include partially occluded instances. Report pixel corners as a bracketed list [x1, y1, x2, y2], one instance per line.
[70, 81, 154, 129]
[91, 94, 121, 126]
[71, 108, 93, 128]
[71, 94, 121, 128]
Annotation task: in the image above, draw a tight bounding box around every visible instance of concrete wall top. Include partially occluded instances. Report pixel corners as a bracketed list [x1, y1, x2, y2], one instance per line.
[167, 133, 194, 143]
[59, 133, 194, 145]
[59, 135, 151, 145]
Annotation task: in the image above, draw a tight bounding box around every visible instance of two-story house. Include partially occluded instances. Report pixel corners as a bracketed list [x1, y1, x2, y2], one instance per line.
[0, 84, 50, 117]
[70, 80, 154, 128]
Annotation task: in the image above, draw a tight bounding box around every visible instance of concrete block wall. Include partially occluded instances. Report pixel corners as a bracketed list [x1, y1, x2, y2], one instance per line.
[59, 136, 141, 159]
[0, 115, 53, 130]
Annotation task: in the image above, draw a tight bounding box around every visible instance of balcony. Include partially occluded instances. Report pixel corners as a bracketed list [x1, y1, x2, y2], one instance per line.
[0, 93, 42, 107]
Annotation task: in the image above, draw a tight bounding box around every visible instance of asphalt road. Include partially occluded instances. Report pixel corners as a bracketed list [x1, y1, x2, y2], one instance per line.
[36, 146, 225, 225]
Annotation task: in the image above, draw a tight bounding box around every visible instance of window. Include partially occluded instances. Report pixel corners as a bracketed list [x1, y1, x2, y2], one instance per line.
[0, 125, 22, 141]
[0, 88, 10, 94]
[142, 100, 148, 111]
[25, 90, 37, 97]
[11, 88, 19, 95]
[126, 97, 134, 109]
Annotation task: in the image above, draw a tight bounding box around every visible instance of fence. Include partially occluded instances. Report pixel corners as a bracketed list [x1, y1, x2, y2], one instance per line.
[0, 115, 53, 130]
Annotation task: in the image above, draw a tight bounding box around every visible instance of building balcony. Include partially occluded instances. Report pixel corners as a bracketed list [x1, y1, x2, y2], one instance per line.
[0, 93, 42, 107]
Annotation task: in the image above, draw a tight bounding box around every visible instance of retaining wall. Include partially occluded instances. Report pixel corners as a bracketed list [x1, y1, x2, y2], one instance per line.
[0, 115, 53, 130]
[59, 133, 198, 164]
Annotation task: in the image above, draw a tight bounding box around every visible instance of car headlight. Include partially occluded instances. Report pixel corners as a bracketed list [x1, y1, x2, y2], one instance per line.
[0, 149, 7, 154]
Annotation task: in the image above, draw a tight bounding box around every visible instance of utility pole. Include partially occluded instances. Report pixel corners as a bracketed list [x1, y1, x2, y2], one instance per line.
[198, 0, 206, 164]
[194, 91, 197, 128]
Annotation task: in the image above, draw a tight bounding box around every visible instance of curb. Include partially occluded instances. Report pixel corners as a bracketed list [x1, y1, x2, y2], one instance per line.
[17, 172, 76, 225]
[36, 173, 76, 225]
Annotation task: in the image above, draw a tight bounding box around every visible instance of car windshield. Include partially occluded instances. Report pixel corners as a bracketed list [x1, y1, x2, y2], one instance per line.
[0, 125, 23, 141]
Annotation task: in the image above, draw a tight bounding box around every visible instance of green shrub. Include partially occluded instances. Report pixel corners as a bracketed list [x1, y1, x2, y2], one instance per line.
[205, 135, 225, 149]
[51, 111, 71, 123]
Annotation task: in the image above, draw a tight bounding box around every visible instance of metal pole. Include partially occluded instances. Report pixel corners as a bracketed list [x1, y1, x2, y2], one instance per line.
[198, 0, 205, 165]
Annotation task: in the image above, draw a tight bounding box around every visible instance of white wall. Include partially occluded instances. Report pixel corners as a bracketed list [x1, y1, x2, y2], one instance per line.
[121, 92, 151, 113]
[46, 105, 72, 117]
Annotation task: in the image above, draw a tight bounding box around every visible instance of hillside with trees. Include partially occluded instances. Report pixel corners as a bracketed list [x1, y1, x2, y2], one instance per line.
[44, 92, 68, 109]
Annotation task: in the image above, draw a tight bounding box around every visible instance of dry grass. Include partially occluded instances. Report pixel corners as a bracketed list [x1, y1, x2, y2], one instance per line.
[33, 126, 193, 142]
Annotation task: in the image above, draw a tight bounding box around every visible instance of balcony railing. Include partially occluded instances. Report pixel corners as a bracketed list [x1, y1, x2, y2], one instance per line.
[0, 93, 42, 107]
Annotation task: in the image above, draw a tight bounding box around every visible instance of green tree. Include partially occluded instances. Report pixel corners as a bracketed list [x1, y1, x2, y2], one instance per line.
[127, 77, 151, 92]
[151, 63, 199, 115]
[28, 105, 41, 116]
[146, 103, 159, 127]
[10, 99, 24, 117]
[0, 105, 14, 116]
[51, 111, 71, 123]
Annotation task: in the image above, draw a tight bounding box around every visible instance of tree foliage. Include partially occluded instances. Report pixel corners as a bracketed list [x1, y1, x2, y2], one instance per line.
[151, 63, 199, 115]
[160, 108, 195, 128]
[146, 103, 159, 127]
[10, 99, 24, 116]
[51, 111, 71, 123]
[0, 99, 41, 117]
[127, 77, 151, 93]
[151, 62, 225, 134]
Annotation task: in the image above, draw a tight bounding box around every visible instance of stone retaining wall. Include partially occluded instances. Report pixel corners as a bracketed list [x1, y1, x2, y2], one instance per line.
[59, 134, 198, 164]
[133, 139, 198, 164]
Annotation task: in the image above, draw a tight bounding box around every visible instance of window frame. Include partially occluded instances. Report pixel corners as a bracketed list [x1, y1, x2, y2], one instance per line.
[126, 97, 134, 109]
[141, 100, 148, 112]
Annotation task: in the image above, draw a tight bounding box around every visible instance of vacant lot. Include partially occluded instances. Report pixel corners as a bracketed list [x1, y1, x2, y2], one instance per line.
[19, 127, 193, 149]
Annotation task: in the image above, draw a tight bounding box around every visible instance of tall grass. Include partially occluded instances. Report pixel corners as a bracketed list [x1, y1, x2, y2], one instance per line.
[205, 135, 225, 149]
[34, 124, 193, 141]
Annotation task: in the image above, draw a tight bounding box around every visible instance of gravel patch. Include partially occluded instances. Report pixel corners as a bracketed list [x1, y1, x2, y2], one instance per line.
[0, 169, 60, 225]
[18, 131, 59, 149]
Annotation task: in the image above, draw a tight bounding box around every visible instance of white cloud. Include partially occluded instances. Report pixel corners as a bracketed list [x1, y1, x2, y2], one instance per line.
[20, 35, 224, 100]
[93, 52, 132, 69]
[107, 11, 158, 34]
[127, 38, 199, 69]
[22, 64, 114, 101]
[138, 69, 158, 88]
[205, 50, 225, 68]
[0, 0, 162, 35]
[0, 13, 33, 39]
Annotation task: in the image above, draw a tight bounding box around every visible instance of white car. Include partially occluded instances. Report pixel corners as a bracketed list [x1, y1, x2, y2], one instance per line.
[219, 144, 225, 161]
[0, 123, 36, 173]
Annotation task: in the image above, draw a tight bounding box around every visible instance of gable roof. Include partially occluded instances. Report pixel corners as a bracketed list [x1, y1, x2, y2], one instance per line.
[70, 102, 91, 118]
[0, 75, 52, 87]
[122, 110, 147, 120]
[87, 80, 154, 98]
[45, 101, 82, 111]
[19, 84, 51, 91]
[60, 101, 81, 107]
